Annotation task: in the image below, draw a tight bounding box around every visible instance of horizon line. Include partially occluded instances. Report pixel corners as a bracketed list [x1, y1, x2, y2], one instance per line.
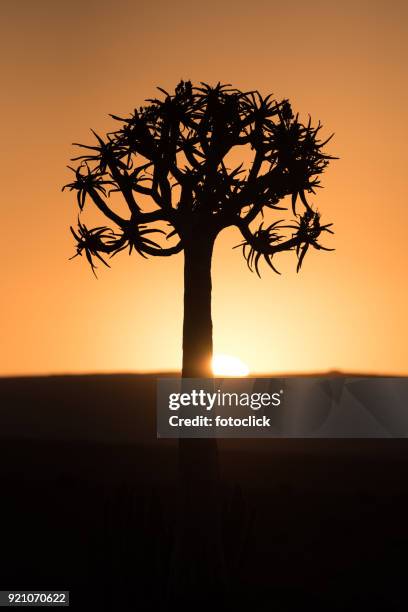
[0, 369, 407, 380]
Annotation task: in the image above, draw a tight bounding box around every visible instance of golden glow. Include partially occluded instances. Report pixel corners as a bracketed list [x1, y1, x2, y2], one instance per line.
[212, 354, 250, 377]
[0, 1, 407, 376]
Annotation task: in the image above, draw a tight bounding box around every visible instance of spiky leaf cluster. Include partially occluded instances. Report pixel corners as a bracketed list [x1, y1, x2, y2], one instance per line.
[63, 80, 335, 275]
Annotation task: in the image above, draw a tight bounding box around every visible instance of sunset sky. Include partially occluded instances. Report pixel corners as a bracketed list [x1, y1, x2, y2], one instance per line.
[1, 0, 407, 376]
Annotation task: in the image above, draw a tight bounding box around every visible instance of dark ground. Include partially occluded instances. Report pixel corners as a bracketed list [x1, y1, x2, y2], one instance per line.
[0, 374, 407, 611]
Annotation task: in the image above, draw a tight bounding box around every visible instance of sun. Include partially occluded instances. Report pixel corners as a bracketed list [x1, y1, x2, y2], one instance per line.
[212, 354, 250, 377]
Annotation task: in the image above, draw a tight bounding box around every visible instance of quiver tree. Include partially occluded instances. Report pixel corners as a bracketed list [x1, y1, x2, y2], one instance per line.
[64, 81, 335, 378]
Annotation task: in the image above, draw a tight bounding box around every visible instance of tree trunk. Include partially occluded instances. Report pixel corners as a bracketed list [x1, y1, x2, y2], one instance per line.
[180, 230, 219, 482]
[168, 229, 227, 604]
[182, 233, 214, 378]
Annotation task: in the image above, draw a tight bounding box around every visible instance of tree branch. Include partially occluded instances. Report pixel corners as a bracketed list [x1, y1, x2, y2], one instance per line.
[88, 187, 128, 228]
[226, 165, 291, 221]
[236, 218, 298, 255]
[132, 208, 174, 224]
[107, 160, 140, 216]
[235, 210, 333, 275]
[132, 183, 166, 208]
[140, 241, 184, 257]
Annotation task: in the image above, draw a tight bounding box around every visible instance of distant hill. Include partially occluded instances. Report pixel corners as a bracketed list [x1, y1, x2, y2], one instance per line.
[0, 373, 164, 443]
[0, 371, 394, 443]
[0, 371, 403, 442]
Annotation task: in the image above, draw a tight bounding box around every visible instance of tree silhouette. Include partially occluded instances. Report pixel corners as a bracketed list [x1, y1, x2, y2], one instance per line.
[64, 81, 335, 378]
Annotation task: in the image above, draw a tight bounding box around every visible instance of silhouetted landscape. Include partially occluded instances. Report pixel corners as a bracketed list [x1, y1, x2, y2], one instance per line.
[2, 0, 408, 609]
[1, 373, 407, 610]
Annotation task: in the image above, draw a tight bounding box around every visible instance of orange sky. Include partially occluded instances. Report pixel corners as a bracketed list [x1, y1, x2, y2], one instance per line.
[1, 0, 407, 376]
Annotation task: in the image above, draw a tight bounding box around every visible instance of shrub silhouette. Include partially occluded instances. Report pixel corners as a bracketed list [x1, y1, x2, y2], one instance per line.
[64, 80, 335, 378]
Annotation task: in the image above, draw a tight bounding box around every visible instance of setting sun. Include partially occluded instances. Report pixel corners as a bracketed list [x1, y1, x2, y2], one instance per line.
[212, 354, 250, 377]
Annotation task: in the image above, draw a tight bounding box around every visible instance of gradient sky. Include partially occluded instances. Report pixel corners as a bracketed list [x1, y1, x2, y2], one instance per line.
[1, 0, 407, 376]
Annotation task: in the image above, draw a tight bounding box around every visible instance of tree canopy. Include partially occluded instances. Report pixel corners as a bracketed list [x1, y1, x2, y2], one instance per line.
[64, 80, 335, 276]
